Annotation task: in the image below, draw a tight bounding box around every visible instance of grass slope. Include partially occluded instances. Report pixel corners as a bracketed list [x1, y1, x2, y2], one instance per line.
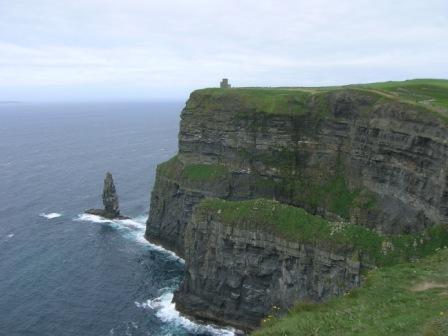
[253, 248, 448, 336]
[196, 198, 448, 266]
[358, 79, 448, 110]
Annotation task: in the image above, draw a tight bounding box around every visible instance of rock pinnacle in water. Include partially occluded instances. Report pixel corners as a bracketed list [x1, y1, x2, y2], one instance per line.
[85, 172, 129, 219]
[102, 172, 120, 217]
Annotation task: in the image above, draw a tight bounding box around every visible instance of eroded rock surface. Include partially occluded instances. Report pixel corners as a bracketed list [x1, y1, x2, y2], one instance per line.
[174, 210, 361, 331]
[86, 172, 128, 219]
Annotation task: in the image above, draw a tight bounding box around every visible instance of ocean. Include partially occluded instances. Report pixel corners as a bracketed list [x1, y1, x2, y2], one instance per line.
[0, 102, 234, 336]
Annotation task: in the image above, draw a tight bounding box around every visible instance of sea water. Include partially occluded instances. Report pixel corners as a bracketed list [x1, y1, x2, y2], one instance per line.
[0, 102, 234, 336]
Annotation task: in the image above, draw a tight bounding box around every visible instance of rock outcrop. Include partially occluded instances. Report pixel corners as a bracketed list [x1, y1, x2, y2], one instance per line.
[174, 199, 363, 331]
[145, 86, 448, 330]
[86, 172, 129, 219]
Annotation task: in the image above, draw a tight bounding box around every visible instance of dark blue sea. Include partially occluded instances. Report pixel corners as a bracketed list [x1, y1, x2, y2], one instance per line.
[0, 102, 234, 336]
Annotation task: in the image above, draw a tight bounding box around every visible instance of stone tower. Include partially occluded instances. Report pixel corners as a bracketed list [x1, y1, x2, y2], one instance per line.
[220, 78, 231, 88]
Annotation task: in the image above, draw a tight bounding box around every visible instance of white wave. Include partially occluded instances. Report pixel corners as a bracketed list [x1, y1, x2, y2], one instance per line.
[76, 213, 235, 334]
[75, 213, 113, 224]
[74, 213, 184, 263]
[135, 292, 236, 336]
[40, 212, 62, 219]
[7, 234, 14, 238]
[120, 218, 146, 230]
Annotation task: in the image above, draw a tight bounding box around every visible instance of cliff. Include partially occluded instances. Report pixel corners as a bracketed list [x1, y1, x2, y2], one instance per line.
[174, 199, 365, 330]
[145, 79, 448, 331]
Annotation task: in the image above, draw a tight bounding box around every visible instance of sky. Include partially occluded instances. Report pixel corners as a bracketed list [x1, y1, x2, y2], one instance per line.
[0, 0, 447, 102]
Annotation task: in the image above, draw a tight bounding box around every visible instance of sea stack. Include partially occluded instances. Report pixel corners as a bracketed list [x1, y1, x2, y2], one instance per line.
[102, 172, 120, 217]
[86, 172, 128, 219]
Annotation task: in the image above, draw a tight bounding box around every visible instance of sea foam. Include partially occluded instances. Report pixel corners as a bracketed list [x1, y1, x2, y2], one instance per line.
[75, 213, 234, 333]
[74, 213, 184, 262]
[135, 292, 236, 336]
[39, 212, 62, 219]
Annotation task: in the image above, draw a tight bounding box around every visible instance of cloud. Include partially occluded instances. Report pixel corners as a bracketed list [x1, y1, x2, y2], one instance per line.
[0, 0, 447, 101]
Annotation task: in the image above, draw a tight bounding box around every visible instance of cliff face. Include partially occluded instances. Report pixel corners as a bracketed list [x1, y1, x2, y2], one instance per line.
[174, 202, 362, 331]
[145, 86, 448, 329]
[145, 157, 233, 256]
[147, 89, 448, 247]
[177, 89, 448, 233]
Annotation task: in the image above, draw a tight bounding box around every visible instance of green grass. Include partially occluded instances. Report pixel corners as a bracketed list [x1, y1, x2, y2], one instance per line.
[196, 198, 448, 266]
[156, 155, 183, 179]
[253, 248, 448, 336]
[283, 174, 368, 219]
[181, 163, 229, 182]
[192, 88, 320, 115]
[193, 79, 448, 121]
[358, 79, 448, 112]
[156, 155, 229, 183]
[160, 153, 375, 221]
[254, 159, 374, 220]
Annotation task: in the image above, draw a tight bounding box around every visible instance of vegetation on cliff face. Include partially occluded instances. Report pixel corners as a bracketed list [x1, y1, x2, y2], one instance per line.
[156, 155, 229, 184]
[158, 156, 448, 265]
[156, 155, 182, 179]
[197, 198, 448, 266]
[158, 152, 375, 222]
[280, 173, 375, 220]
[253, 248, 448, 336]
[181, 163, 228, 182]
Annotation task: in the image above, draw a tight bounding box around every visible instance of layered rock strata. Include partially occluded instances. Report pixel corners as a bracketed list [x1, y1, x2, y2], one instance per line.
[145, 87, 448, 329]
[174, 202, 362, 331]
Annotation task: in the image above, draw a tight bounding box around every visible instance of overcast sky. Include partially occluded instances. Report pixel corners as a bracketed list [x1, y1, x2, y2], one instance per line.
[0, 0, 447, 101]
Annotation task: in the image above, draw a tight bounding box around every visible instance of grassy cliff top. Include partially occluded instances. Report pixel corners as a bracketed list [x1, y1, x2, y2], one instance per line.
[193, 79, 448, 120]
[253, 248, 448, 336]
[195, 198, 448, 266]
[356, 79, 448, 110]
